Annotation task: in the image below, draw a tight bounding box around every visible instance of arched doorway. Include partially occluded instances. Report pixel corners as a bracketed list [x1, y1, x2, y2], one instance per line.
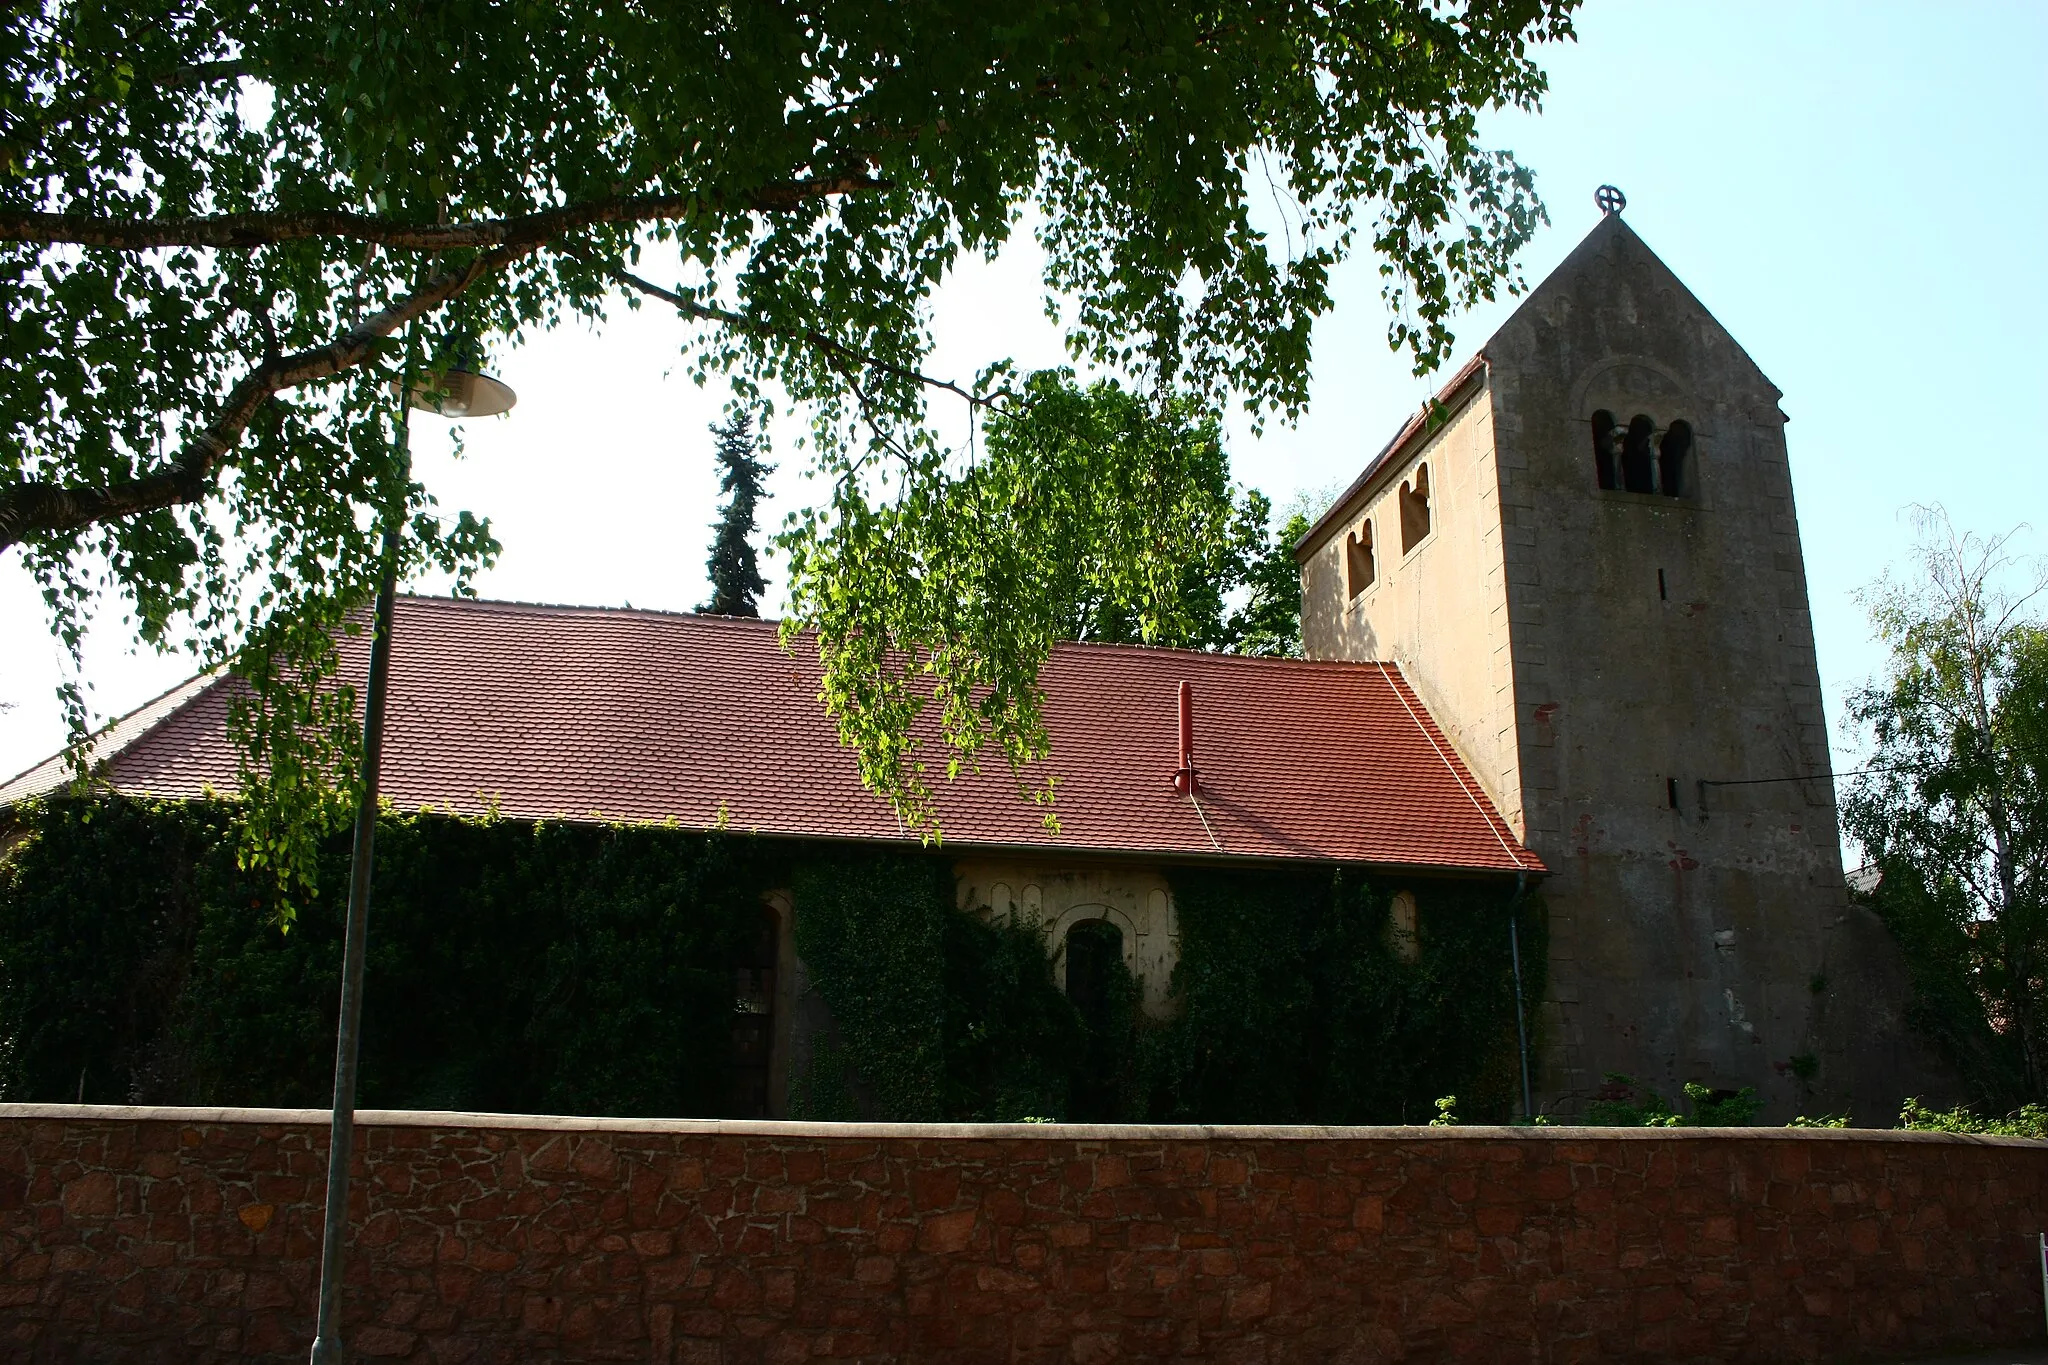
[1065, 918, 1127, 1120]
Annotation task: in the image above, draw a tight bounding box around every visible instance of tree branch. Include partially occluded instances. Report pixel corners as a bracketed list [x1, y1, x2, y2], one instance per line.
[612, 266, 995, 411]
[0, 175, 891, 251]
[0, 240, 541, 554]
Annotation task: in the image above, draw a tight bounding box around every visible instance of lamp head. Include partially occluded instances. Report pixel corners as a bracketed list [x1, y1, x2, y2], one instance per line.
[407, 366, 517, 418]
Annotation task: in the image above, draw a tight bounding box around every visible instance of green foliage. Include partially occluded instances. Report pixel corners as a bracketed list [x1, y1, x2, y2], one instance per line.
[788, 853, 947, 1119]
[1895, 1097, 2048, 1139]
[783, 371, 1272, 833]
[0, 798, 215, 1103]
[1841, 510, 2048, 1102]
[790, 852, 1081, 1121]
[1143, 869, 1541, 1124]
[1428, 1095, 1460, 1126]
[3, 796, 1540, 1124]
[5, 0, 1576, 877]
[1226, 510, 1314, 660]
[1787, 1113, 1850, 1129]
[1582, 1074, 1761, 1128]
[700, 412, 773, 618]
[0, 797, 763, 1115]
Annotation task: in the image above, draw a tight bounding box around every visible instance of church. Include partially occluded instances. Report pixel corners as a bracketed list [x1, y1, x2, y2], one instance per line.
[0, 208, 1947, 1123]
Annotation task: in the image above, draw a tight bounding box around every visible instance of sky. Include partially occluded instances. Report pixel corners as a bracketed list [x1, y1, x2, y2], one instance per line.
[3, 1, 2046, 785]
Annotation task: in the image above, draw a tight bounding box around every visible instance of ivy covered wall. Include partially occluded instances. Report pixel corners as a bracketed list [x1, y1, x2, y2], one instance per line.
[0, 798, 1538, 1123]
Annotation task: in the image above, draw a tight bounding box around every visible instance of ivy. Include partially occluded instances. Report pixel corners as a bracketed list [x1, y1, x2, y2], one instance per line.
[790, 852, 1081, 1122]
[2, 797, 1540, 1123]
[1582, 1075, 1761, 1127]
[0, 796, 765, 1115]
[1143, 868, 1543, 1124]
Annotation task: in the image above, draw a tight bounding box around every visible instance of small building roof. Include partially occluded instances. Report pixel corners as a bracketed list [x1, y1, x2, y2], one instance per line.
[1, 596, 1540, 875]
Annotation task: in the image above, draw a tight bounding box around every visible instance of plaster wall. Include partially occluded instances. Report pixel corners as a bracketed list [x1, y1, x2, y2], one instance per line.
[953, 859, 1178, 1019]
[1300, 390, 1526, 832]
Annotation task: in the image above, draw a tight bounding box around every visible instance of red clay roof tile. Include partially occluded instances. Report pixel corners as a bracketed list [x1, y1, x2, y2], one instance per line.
[2, 596, 1539, 874]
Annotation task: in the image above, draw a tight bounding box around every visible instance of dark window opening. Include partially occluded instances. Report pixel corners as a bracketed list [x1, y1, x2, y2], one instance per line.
[1667, 777, 1681, 811]
[1622, 414, 1657, 493]
[729, 905, 778, 1117]
[1399, 463, 1432, 554]
[1658, 420, 1692, 498]
[1066, 919, 1124, 1017]
[1591, 410, 1619, 490]
[1065, 919, 1127, 1122]
[1658, 568, 1668, 601]
[1345, 521, 1376, 598]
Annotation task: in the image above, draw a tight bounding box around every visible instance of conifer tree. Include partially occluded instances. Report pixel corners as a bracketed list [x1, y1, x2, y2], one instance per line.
[700, 414, 774, 617]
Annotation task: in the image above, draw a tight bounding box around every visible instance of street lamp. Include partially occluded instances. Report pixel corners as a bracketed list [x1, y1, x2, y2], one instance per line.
[308, 353, 516, 1365]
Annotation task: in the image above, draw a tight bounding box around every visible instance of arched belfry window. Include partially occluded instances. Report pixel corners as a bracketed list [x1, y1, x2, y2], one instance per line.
[1346, 521, 1376, 598]
[1658, 421, 1693, 498]
[1621, 414, 1657, 494]
[1591, 410, 1620, 490]
[1399, 463, 1432, 554]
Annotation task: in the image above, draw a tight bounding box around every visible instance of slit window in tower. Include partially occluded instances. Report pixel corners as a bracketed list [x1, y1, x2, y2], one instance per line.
[1622, 415, 1657, 493]
[1667, 777, 1681, 811]
[1592, 410, 1619, 490]
[1399, 463, 1432, 554]
[1346, 521, 1376, 598]
[1659, 420, 1693, 497]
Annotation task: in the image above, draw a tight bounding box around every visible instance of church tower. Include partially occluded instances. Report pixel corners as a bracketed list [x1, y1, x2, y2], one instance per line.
[1296, 203, 1951, 1120]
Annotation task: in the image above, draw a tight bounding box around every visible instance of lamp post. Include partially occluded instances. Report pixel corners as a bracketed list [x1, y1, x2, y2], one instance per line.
[308, 358, 515, 1365]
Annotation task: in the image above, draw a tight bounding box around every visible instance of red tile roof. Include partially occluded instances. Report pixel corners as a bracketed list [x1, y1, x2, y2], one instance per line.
[1, 596, 1539, 875]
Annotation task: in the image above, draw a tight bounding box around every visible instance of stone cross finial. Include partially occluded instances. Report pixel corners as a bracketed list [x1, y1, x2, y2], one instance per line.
[1595, 185, 1627, 216]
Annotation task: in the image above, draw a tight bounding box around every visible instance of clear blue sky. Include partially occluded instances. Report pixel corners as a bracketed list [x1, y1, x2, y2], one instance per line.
[2, 1, 2043, 781]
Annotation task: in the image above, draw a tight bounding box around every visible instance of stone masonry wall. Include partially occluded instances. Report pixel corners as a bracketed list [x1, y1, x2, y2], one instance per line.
[3, 1106, 2047, 1363]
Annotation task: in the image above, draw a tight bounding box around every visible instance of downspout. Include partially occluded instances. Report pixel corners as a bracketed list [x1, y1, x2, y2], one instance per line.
[1508, 868, 1534, 1122]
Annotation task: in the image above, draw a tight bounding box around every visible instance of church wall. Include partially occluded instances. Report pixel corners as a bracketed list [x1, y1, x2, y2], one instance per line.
[951, 859, 1178, 1019]
[1299, 385, 1526, 833]
[1480, 221, 1952, 1122]
[1297, 217, 1953, 1123]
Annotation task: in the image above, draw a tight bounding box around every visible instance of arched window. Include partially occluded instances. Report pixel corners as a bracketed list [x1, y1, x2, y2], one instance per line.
[1065, 919, 1125, 1016]
[1591, 410, 1619, 490]
[1658, 420, 1692, 498]
[1399, 463, 1432, 554]
[1346, 521, 1376, 598]
[729, 905, 778, 1117]
[1621, 414, 1656, 493]
[1387, 890, 1420, 963]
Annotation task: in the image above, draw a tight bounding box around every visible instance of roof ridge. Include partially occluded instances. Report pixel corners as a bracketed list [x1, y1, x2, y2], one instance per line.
[396, 593, 785, 628]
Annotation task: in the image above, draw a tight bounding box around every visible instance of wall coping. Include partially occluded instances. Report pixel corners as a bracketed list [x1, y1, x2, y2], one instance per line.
[4, 1103, 2045, 1149]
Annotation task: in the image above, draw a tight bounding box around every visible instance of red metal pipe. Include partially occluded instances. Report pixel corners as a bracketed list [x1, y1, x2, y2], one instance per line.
[1172, 680, 1198, 796]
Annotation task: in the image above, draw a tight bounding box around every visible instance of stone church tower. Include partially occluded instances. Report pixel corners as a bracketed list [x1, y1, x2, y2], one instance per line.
[1296, 205, 1952, 1121]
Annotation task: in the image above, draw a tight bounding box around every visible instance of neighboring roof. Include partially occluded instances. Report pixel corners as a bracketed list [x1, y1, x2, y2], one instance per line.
[0, 597, 1539, 875]
[0, 668, 222, 808]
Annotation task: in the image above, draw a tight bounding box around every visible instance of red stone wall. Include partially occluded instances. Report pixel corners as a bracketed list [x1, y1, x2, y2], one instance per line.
[3, 1105, 2047, 1363]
